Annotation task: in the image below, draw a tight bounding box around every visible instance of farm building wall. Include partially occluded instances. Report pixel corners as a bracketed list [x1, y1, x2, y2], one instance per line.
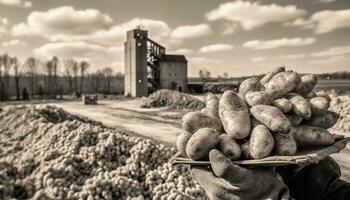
[159, 61, 187, 92]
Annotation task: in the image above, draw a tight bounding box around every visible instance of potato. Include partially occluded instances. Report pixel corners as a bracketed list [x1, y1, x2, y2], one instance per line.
[219, 91, 251, 139]
[200, 108, 207, 114]
[250, 125, 274, 159]
[245, 91, 273, 107]
[176, 131, 192, 156]
[289, 126, 335, 147]
[217, 134, 241, 160]
[286, 93, 312, 120]
[305, 91, 317, 99]
[273, 133, 297, 156]
[260, 66, 286, 86]
[316, 91, 331, 102]
[206, 93, 219, 118]
[285, 113, 303, 127]
[240, 140, 250, 159]
[273, 98, 292, 113]
[266, 71, 301, 99]
[181, 111, 223, 134]
[293, 74, 318, 96]
[250, 105, 290, 133]
[307, 111, 339, 129]
[239, 78, 264, 100]
[186, 128, 220, 160]
[309, 96, 330, 116]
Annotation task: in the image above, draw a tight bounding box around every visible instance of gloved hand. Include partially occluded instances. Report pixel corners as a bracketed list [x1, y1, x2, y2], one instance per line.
[191, 149, 292, 200]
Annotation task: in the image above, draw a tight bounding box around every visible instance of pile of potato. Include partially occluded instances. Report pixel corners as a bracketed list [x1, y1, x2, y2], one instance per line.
[177, 67, 339, 160]
[0, 106, 207, 200]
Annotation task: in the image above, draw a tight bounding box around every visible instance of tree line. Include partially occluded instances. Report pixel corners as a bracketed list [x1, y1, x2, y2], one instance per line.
[0, 53, 123, 101]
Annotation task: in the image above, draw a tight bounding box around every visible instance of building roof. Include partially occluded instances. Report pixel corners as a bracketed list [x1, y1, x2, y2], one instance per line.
[160, 54, 187, 63]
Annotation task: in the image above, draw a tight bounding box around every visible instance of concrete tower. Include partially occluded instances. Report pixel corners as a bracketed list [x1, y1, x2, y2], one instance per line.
[124, 28, 148, 97]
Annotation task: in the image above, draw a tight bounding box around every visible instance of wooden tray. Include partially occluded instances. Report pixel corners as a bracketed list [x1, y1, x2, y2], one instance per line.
[169, 136, 350, 167]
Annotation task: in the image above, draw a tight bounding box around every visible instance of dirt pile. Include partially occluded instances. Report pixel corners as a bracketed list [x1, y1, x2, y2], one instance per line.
[330, 94, 350, 133]
[142, 89, 205, 111]
[0, 106, 207, 200]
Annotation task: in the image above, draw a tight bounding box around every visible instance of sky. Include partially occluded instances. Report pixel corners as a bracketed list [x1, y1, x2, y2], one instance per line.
[0, 0, 349, 77]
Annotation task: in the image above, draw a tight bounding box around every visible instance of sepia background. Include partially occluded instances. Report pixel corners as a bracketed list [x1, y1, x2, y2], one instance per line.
[0, 0, 349, 200]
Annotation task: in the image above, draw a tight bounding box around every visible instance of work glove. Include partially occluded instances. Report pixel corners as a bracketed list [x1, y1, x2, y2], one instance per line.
[191, 149, 292, 200]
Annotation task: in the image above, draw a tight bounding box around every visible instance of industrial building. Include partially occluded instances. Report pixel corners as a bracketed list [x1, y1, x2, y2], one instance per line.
[124, 28, 188, 97]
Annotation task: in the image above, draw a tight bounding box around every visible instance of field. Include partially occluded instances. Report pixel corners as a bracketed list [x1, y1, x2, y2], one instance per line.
[1, 86, 350, 199]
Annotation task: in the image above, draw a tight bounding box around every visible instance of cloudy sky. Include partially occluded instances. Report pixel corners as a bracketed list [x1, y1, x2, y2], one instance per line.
[0, 0, 349, 77]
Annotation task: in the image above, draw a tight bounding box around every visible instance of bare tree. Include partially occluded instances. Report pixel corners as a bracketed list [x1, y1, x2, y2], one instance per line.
[0, 56, 3, 101]
[223, 72, 229, 79]
[79, 61, 89, 94]
[2, 53, 13, 100]
[24, 57, 40, 97]
[52, 56, 59, 97]
[199, 68, 211, 82]
[72, 63, 79, 93]
[102, 67, 114, 94]
[64, 59, 78, 93]
[12, 57, 21, 100]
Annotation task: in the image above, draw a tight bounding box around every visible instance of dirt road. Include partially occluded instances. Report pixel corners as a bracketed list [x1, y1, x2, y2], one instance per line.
[50, 99, 183, 146]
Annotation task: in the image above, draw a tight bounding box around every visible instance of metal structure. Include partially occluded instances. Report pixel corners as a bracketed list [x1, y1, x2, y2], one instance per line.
[124, 27, 187, 97]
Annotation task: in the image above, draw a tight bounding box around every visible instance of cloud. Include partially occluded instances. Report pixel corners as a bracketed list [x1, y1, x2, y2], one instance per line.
[34, 41, 123, 61]
[0, 0, 32, 8]
[285, 9, 350, 34]
[280, 54, 306, 59]
[199, 44, 234, 53]
[310, 45, 350, 57]
[2, 39, 26, 47]
[0, 17, 9, 35]
[170, 24, 213, 39]
[243, 37, 315, 50]
[12, 6, 113, 37]
[206, 1, 305, 31]
[308, 55, 350, 65]
[318, 0, 336, 3]
[168, 48, 193, 55]
[251, 57, 266, 63]
[11, 6, 180, 47]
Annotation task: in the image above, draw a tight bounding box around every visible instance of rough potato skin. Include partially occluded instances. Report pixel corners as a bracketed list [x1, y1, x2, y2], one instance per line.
[240, 140, 250, 159]
[239, 78, 265, 100]
[186, 128, 219, 160]
[289, 126, 335, 147]
[307, 111, 339, 129]
[260, 66, 286, 86]
[245, 91, 273, 107]
[206, 93, 220, 118]
[286, 93, 312, 120]
[273, 98, 292, 113]
[293, 74, 318, 96]
[316, 91, 331, 102]
[285, 113, 303, 127]
[176, 131, 192, 156]
[250, 125, 274, 159]
[218, 135, 241, 160]
[273, 133, 297, 156]
[181, 111, 223, 134]
[219, 91, 251, 139]
[250, 105, 291, 133]
[266, 71, 301, 99]
[309, 96, 330, 116]
[305, 91, 317, 99]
